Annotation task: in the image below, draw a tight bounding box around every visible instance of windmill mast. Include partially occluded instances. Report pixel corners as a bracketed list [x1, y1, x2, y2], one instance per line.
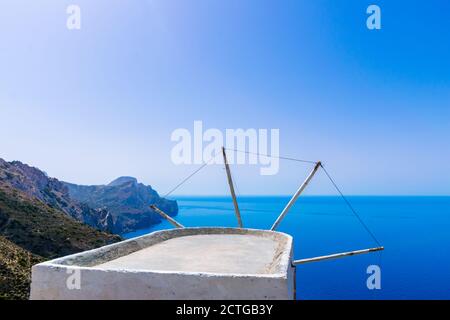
[271, 161, 322, 231]
[222, 147, 243, 228]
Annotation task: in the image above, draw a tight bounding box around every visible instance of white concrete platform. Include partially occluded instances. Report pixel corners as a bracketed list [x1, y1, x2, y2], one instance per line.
[30, 228, 294, 300]
[95, 234, 278, 274]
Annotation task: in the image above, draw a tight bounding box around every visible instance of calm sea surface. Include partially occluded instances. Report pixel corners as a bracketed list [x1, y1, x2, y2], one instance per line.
[123, 196, 450, 300]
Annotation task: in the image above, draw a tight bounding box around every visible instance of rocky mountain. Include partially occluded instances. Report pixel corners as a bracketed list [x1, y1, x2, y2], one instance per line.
[64, 177, 178, 234]
[0, 158, 178, 234]
[0, 159, 113, 231]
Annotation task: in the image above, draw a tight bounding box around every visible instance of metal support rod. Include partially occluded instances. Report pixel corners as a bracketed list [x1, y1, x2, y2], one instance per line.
[150, 205, 185, 229]
[292, 246, 384, 265]
[222, 146, 243, 228]
[271, 161, 321, 231]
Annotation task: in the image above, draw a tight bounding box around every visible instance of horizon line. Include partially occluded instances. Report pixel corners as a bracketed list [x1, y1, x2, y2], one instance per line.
[166, 194, 450, 198]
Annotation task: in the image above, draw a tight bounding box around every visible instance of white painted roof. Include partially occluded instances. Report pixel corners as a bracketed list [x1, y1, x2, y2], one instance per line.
[95, 234, 280, 274]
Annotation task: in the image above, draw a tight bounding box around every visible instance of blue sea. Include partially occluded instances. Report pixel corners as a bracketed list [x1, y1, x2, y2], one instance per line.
[123, 196, 450, 300]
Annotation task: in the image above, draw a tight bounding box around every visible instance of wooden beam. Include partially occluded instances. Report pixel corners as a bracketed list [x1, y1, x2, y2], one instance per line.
[271, 161, 321, 231]
[292, 246, 384, 265]
[150, 205, 185, 229]
[222, 147, 243, 228]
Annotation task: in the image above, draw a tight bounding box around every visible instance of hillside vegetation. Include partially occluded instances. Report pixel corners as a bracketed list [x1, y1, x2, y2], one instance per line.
[0, 186, 122, 299]
[0, 186, 121, 258]
[0, 236, 43, 300]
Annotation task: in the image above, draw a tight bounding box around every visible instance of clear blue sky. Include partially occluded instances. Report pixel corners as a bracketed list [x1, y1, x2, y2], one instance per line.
[0, 0, 449, 195]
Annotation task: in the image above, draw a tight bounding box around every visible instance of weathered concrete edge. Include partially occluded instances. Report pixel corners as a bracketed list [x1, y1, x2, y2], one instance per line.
[33, 227, 293, 278]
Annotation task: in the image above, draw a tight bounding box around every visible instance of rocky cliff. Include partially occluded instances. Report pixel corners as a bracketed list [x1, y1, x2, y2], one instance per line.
[0, 158, 178, 234]
[64, 177, 178, 234]
[0, 159, 113, 231]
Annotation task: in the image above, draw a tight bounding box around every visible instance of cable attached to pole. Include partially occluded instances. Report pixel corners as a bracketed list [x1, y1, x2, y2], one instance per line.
[320, 163, 382, 247]
[224, 148, 318, 164]
[160, 147, 382, 249]
[163, 154, 217, 198]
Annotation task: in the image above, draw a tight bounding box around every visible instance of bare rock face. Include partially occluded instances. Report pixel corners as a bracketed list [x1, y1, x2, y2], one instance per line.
[0, 159, 113, 231]
[0, 158, 177, 234]
[64, 177, 178, 234]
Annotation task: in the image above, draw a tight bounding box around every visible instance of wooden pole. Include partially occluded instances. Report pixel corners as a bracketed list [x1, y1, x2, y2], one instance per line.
[271, 161, 321, 231]
[222, 147, 243, 228]
[292, 246, 384, 265]
[150, 205, 185, 229]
